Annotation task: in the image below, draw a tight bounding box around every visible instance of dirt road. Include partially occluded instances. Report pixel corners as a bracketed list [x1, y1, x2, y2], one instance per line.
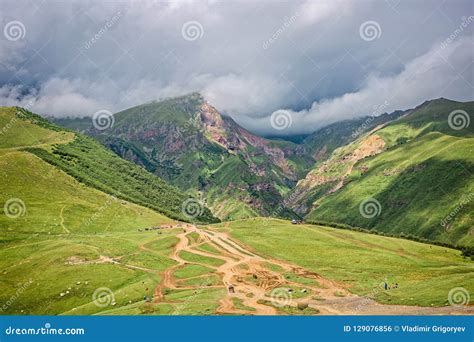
[152, 225, 473, 315]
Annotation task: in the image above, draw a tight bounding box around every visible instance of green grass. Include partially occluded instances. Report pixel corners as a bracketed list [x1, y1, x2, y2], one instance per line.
[186, 232, 200, 244]
[232, 297, 256, 312]
[173, 264, 215, 279]
[0, 106, 222, 315]
[303, 99, 474, 248]
[215, 218, 474, 307]
[163, 288, 224, 315]
[0, 151, 170, 235]
[0, 108, 74, 149]
[178, 274, 222, 287]
[143, 235, 179, 255]
[308, 132, 474, 247]
[195, 242, 222, 256]
[0, 231, 168, 315]
[178, 250, 225, 267]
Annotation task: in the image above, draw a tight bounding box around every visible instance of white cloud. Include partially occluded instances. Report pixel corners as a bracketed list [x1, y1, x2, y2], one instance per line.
[0, 0, 472, 133]
[258, 37, 473, 135]
[296, 0, 353, 26]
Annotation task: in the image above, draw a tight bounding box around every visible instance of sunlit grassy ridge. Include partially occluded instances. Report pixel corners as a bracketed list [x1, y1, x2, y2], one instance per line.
[303, 99, 474, 248]
[0, 150, 172, 235]
[4, 107, 217, 223]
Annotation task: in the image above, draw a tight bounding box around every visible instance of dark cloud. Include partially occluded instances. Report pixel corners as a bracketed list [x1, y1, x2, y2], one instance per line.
[0, 0, 472, 135]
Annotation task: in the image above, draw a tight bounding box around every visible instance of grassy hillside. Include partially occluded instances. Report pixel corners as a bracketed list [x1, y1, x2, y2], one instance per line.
[0, 150, 173, 235]
[301, 99, 473, 247]
[301, 110, 406, 162]
[0, 106, 222, 315]
[0, 107, 186, 315]
[215, 218, 474, 307]
[6, 107, 217, 224]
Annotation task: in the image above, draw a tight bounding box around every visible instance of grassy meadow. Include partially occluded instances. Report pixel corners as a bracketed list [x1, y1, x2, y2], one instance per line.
[212, 218, 474, 307]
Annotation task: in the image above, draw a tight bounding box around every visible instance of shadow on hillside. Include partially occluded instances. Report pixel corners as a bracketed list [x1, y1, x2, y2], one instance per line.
[315, 158, 473, 246]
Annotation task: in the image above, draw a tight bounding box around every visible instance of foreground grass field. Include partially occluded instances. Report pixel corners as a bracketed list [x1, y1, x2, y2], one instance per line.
[1, 217, 473, 314]
[213, 218, 474, 307]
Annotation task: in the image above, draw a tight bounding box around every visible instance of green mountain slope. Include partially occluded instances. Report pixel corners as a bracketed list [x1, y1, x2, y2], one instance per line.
[295, 99, 473, 247]
[1, 107, 217, 224]
[300, 110, 407, 162]
[55, 94, 309, 220]
[0, 106, 220, 315]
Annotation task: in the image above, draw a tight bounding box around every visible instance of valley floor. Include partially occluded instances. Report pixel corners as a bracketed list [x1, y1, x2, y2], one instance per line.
[150, 223, 473, 315]
[1, 219, 472, 315]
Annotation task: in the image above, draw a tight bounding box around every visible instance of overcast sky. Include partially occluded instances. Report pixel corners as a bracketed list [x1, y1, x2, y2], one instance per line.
[0, 0, 472, 135]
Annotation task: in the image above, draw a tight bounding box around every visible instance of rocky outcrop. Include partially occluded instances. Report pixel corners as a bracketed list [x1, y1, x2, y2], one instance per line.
[289, 134, 386, 212]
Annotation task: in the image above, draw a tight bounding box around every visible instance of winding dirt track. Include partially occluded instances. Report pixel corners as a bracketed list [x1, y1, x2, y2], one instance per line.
[151, 225, 473, 315]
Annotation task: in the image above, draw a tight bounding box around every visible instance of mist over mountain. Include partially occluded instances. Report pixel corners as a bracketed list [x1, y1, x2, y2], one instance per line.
[1, 1, 472, 135]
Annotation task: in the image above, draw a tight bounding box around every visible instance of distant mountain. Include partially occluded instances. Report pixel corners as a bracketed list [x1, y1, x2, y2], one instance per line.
[300, 110, 408, 162]
[52, 95, 474, 247]
[54, 94, 310, 220]
[291, 98, 474, 248]
[4, 107, 217, 224]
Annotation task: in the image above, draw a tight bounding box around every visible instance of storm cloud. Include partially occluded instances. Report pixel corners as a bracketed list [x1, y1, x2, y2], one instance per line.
[0, 0, 472, 135]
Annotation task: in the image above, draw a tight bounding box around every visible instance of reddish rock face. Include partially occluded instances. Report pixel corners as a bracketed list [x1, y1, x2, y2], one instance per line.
[89, 93, 306, 220]
[200, 102, 224, 128]
[197, 101, 295, 178]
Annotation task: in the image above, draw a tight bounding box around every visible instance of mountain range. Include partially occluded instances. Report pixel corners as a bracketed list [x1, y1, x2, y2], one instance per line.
[28, 95, 474, 249]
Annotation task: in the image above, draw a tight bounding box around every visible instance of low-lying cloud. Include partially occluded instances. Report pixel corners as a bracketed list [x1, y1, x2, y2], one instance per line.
[0, 0, 472, 135]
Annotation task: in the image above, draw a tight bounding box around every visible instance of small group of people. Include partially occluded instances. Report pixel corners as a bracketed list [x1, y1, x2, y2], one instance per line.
[383, 282, 399, 290]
